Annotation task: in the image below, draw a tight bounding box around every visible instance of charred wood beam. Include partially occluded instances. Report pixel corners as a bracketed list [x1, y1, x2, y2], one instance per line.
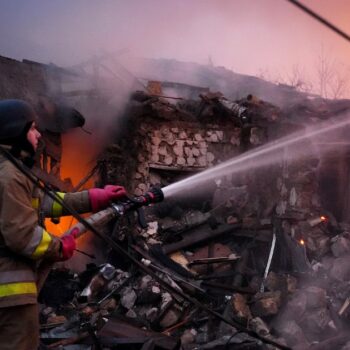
[160, 224, 241, 255]
[171, 225, 271, 244]
[72, 162, 101, 192]
[188, 256, 240, 266]
[196, 270, 255, 281]
[202, 281, 255, 295]
[32, 166, 73, 192]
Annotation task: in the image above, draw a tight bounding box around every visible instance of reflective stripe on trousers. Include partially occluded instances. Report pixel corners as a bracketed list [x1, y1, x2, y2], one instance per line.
[0, 269, 37, 297]
[0, 282, 37, 297]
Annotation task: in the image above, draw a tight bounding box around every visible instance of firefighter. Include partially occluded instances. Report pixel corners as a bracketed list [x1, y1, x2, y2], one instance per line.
[0, 99, 127, 350]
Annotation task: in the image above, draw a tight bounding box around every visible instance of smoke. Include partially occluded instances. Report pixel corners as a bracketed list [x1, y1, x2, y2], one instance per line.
[59, 89, 132, 186]
[0, 0, 349, 92]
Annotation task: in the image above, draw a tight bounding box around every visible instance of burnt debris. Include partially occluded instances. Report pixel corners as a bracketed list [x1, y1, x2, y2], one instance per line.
[3, 55, 350, 349]
[38, 77, 350, 349]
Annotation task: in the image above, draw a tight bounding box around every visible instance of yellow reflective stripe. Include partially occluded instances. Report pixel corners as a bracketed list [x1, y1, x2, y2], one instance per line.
[52, 192, 65, 217]
[31, 198, 39, 209]
[31, 230, 52, 260]
[0, 282, 37, 297]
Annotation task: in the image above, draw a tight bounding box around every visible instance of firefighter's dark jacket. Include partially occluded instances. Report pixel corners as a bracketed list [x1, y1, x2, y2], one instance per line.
[0, 153, 90, 308]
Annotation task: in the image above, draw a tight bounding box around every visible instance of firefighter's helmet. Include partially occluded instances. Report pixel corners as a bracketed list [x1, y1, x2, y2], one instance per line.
[0, 99, 37, 143]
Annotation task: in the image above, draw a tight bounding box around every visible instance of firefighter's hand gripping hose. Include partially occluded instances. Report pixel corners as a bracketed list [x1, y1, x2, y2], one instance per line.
[57, 227, 80, 261]
[89, 185, 127, 212]
[63, 186, 165, 238]
[0, 146, 290, 350]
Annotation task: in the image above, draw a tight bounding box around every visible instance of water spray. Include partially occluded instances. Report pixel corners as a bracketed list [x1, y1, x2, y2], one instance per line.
[162, 112, 350, 199]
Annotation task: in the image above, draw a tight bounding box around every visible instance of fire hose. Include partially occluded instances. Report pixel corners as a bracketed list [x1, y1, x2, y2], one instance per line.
[0, 146, 290, 350]
[62, 186, 164, 240]
[36, 187, 164, 291]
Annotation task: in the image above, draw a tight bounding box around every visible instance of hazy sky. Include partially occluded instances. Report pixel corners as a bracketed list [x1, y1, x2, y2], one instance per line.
[0, 0, 349, 83]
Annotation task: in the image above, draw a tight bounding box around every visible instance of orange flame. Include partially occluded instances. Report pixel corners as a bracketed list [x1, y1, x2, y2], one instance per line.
[320, 215, 327, 222]
[45, 132, 96, 239]
[45, 217, 77, 237]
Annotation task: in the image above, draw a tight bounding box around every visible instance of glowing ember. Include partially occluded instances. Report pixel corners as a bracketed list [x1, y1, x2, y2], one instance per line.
[299, 239, 305, 246]
[320, 215, 327, 222]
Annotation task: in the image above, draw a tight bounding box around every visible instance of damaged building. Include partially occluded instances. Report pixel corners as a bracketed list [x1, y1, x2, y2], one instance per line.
[2, 54, 350, 349]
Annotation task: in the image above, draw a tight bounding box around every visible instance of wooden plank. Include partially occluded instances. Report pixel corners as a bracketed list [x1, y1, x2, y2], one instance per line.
[149, 163, 205, 172]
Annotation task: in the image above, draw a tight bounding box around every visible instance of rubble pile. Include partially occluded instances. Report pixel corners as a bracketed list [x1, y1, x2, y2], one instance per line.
[39, 81, 350, 349]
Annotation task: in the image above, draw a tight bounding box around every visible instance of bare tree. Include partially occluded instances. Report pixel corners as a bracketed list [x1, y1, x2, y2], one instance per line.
[261, 64, 313, 93]
[329, 67, 349, 99]
[257, 48, 350, 99]
[316, 46, 334, 98]
[316, 46, 349, 99]
[285, 64, 313, 93]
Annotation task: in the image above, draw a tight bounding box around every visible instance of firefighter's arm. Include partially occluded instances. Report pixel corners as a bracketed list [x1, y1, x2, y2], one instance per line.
[0, 175, 62, 260]
[34, 185, 127, 217]
[34, 190, 91, 218]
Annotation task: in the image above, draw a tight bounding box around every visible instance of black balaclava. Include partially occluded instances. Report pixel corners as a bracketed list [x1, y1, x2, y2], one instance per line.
[9, 121, 36, 168]
[0, 99, 38, 168]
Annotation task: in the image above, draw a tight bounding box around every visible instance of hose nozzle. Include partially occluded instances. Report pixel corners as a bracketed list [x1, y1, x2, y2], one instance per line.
[142, 186, 164, 205]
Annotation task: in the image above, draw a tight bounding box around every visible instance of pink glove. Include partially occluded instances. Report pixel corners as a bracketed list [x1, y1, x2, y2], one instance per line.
[59, 228, 79, 261]
[89, 185, 127, 212]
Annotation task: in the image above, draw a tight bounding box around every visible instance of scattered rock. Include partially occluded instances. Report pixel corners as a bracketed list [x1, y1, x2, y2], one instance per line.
[251, 291, 282, 317]
[121, 287, 137, 309]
